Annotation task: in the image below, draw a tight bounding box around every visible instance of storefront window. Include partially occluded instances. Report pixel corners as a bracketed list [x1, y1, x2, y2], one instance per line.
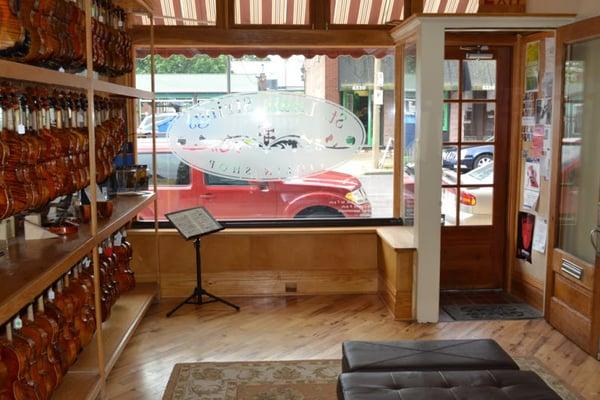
[135, 53, 396, 222]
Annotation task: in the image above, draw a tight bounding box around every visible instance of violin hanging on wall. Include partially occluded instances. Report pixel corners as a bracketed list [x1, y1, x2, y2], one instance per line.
[0, 82, 129, 220]
[0, 0, 133, 76]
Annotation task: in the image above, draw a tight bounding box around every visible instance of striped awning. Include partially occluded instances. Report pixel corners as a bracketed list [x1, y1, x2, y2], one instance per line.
[135, 0, 478, 26]
[423, 0, 479, 13]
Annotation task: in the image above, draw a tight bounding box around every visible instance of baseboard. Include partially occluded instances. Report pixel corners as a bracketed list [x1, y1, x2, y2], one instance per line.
[511, 271, 544, 311]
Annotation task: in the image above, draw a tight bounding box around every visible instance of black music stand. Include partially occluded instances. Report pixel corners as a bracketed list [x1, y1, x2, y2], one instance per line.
[165, 207, 240, 317]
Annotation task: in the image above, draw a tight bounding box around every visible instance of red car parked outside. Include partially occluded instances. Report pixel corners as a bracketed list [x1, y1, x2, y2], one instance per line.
[137, 139, 372, 220]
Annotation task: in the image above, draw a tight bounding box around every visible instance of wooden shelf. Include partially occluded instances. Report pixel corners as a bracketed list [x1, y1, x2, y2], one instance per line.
[72, 283, 157, 374]
[93, 80, 155, 99]
[0, 60, 90, 90]
[53, 372, 101, 400]
[0, 60, 154, 99]
[0, 193, 156, 325]
[96, 192, 156, 242]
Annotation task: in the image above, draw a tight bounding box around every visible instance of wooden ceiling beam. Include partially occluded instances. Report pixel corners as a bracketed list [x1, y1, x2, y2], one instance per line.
[131, 26, 394, 48]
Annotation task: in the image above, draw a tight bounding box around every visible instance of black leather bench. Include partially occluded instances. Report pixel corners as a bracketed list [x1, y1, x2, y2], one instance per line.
[338, 370, 562, 400]
[342, 339, 520, 373]
[338, 340, 561, 400]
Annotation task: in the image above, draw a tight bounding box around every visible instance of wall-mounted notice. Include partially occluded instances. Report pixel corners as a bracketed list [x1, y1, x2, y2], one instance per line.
[541, 126, 553, 181]
[525, 41, 540, 92]
[517, 211, 536, 263]
[525, 161, 540, 191]
[532, 217, 548, 254]
[523, 189, 540, 210]
[523, 161, 541, 210]
[536, 98, 552, 125]
[531, 126, 544, 158]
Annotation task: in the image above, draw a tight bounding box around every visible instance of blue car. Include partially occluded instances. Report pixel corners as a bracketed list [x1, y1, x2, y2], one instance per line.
[442, 144, 494, 171]
[137, 113, 178, 137]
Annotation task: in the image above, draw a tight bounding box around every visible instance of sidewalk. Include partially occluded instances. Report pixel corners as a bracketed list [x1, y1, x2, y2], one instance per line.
[333, 149, 394, 177]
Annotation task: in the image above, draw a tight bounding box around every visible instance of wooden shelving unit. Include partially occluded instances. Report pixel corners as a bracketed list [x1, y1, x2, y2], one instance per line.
[53, 372, 102, 400]
[0, 0, 157, 398]
[93, 79, 155, 100]
[71, 283, 157, 374]
[0, 193, 156, 323]
[49, 284, 157, 400]
[0, 59, 154, 100]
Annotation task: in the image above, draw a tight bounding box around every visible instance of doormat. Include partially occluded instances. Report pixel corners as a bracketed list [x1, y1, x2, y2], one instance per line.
[162, 358, 580, 400]
[443, 303, 542, 321]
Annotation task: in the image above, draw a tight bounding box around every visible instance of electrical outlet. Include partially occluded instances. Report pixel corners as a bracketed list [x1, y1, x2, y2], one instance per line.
[285, 282, 297, 293]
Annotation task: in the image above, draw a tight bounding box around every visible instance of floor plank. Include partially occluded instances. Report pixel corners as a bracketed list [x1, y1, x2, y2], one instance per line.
[106, 295, 600, 399]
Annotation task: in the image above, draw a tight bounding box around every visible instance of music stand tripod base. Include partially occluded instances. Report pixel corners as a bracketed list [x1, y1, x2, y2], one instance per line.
[166, 237, 240, 317]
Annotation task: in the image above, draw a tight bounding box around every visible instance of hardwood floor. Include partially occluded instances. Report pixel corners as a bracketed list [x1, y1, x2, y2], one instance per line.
[106, 295, 600, 399]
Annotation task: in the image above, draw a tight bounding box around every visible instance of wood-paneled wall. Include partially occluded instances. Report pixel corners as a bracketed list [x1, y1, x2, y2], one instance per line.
[128, 227, 416, 319]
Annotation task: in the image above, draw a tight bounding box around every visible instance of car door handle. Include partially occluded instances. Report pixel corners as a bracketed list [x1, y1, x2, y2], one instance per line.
[200, 193, 214, 199]
[591, 228, 600, 254]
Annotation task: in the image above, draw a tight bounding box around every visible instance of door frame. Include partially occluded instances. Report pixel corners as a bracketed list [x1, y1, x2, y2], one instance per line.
[546, 15, 600, 356]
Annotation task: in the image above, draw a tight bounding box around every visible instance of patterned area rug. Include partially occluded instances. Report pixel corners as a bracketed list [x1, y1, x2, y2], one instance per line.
[443, 303, 543, 320]
[162, 358, 581, 400]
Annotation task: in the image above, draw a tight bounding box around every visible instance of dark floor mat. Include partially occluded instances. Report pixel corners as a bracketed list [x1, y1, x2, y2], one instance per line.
[443, 303, 543, 321]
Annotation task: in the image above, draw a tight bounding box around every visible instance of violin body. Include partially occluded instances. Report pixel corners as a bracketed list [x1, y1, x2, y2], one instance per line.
[1, 0, 132, 74]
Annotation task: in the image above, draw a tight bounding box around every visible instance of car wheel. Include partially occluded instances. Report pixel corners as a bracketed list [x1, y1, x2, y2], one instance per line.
[295, 206, 344, 219]
[473, 153, 493, 169]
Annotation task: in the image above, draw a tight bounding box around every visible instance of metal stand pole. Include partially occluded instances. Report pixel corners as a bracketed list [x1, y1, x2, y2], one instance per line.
[166, 237, 240, 317]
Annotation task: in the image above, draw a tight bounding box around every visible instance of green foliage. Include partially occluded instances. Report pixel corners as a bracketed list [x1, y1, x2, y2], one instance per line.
[136, 54, 228, 74]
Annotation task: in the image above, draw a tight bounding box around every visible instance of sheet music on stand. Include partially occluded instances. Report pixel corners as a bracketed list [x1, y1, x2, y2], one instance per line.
[165, 207, 224, 240]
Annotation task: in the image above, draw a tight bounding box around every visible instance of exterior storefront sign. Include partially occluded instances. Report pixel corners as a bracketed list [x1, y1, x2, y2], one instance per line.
[168, 92, 365, 181]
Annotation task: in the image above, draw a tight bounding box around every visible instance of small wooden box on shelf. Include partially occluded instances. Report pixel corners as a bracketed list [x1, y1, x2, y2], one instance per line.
[0, 0, 158, 398]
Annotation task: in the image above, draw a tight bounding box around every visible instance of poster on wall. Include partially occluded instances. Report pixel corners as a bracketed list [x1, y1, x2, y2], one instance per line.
[531, 126, 544, 158]
[525, 41, 540, 92]
[525, 161, 541, 191]
[541, 126, 553, 181]
[523, 161, 541, 210]
[522, 92, 537, 126]
[536, 98, 552, 125]
[517, 212, 536, 263]
[532, 217, 548, 254]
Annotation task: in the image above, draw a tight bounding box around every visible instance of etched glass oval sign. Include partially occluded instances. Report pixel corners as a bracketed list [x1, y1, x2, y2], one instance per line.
[167, 92, 365, 181]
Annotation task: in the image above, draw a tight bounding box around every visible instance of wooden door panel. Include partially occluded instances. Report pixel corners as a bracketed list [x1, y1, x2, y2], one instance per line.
[441, 231, 501, 288]
[553, 274, 593, 318]
[549, 297, 593, 352]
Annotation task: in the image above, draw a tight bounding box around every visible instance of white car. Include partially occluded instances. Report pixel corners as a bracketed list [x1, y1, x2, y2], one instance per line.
[442, 162, 493, 226]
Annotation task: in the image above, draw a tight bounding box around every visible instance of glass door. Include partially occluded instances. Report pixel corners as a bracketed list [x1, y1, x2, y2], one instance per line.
[440, 46, 511, 289]
[547, 28, 600, 357]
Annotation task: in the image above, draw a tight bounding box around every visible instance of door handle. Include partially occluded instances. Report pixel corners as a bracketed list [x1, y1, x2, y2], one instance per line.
[200, 193, 214, 199]
[591, 228, 600, 254]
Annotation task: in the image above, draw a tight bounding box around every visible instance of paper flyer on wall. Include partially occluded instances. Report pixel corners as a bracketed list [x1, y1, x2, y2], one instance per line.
[523, 189, 540, 210]
[525, 41, 540, 92]
[525, 161, 541, 191]
[531, 126, 544, 158]
[517, 212, 535, 263]
[532, 217, 548, 254]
